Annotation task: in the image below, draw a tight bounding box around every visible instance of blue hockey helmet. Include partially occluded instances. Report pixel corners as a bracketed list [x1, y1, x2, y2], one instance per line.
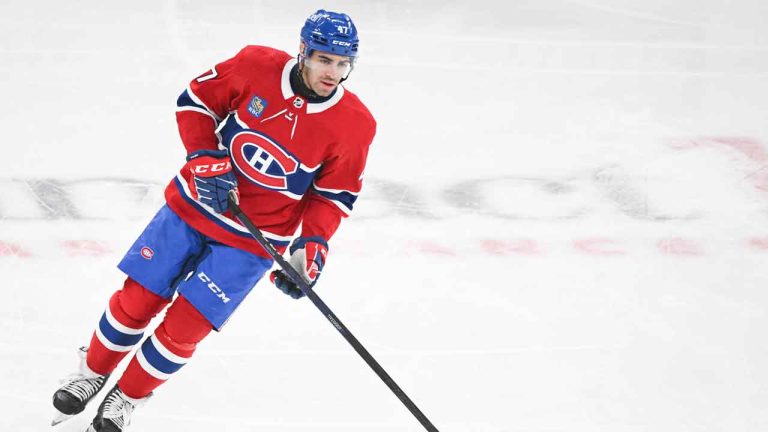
[300, 10, 359, 59]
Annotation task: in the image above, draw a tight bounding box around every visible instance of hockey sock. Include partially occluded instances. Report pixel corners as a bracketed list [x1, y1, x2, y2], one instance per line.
[117, 295, 212, 399]
[87, 278, 171, 376]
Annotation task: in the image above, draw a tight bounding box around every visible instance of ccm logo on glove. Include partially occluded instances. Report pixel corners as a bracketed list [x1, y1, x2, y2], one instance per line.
[192, 161, 231, 174]
[184, 149, 239, 213]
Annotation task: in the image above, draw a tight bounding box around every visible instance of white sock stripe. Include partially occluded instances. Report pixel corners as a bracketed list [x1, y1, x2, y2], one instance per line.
[149, 335, 190, 365]
[95, 327, 134, 352]
[136, 348, 171, 381]
[104, 306, 146, 336]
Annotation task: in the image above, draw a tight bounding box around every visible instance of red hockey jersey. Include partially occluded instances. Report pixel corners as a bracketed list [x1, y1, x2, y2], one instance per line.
[165, 45, 376, 259]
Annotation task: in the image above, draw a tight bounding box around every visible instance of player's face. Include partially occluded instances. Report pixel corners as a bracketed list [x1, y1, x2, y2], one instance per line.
[301, 51, 353, 97]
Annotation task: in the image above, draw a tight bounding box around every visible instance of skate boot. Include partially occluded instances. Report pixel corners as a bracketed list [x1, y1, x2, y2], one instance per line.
[86, 385, 151, 432]
[51, 346, 109, 426]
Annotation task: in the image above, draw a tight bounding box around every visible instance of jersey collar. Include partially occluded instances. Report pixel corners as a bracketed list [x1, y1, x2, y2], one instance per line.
[281, 58, 345, 114]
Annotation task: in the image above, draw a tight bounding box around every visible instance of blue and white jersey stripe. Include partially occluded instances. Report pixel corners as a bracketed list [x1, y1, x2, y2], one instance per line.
[176, 87, 223, 123]
[173, 174, 293, 247]
[312, 183, 359, 215]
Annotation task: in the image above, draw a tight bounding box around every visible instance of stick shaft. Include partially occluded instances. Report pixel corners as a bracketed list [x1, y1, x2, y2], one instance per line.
[228, 194, 439, 431]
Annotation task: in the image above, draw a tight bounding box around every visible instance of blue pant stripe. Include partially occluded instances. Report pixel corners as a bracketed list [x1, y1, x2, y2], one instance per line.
[98, 314, 144, 348]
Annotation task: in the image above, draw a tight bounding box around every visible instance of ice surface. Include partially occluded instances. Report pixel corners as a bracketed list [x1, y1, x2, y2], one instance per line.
[1, 1, 767, 431]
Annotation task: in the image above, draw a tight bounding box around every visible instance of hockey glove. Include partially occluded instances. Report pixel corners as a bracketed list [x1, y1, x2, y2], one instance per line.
[271, 236, 329, 299]
[185, 149, 238, 213]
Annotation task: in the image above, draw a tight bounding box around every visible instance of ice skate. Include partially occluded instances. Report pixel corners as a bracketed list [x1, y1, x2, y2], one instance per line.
[51, 346, 109, 426]
[85, 385, 151, 432]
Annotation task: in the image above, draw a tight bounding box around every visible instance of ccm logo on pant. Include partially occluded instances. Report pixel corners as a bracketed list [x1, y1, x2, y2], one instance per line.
[197, 272, 231, 304]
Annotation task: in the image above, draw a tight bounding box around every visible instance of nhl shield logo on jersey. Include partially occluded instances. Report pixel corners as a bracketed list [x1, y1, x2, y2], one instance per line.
[229, 130, 299, 190]
[247, 95, 268, 118]
[292, 97, 305, 109]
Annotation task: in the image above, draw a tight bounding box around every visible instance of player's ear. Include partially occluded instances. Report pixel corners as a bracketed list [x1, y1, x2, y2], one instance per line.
[299, 41, 306, 58]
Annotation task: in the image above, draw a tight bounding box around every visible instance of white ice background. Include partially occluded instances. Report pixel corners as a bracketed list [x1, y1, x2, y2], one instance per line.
[1, 1, 767, 431]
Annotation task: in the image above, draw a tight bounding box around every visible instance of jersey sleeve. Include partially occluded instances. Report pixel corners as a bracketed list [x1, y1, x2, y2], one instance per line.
[175, 50, 247, 154]
[301, 116, 377, 241]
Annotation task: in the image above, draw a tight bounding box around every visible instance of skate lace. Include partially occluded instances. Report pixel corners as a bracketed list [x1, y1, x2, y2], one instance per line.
[60, 373, 106, 403]
[101, 389, 136, 429]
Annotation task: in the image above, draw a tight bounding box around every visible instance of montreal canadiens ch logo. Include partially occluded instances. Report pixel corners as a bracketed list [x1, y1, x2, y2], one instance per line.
[230, 131, 299, 190]
[140, 247, 154, 260]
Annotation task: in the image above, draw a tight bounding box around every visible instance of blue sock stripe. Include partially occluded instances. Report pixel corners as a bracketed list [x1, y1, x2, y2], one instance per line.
[140, 337, 187, 375]
[98, 313, 144, 348]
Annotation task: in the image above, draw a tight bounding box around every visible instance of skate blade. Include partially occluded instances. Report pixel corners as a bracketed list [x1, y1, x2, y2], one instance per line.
[51, 411, 73, 426]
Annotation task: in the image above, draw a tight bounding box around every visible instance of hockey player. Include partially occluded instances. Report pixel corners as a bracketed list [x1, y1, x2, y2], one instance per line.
[51, 9, 375, 431]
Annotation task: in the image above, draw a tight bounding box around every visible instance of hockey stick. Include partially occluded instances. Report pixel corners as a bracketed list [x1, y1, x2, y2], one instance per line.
[227, 192, 439, 432]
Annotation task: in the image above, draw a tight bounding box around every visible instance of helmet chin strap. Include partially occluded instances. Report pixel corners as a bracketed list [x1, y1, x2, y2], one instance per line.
[295, 55, 323, 100]
[339, 64, 354, 84]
